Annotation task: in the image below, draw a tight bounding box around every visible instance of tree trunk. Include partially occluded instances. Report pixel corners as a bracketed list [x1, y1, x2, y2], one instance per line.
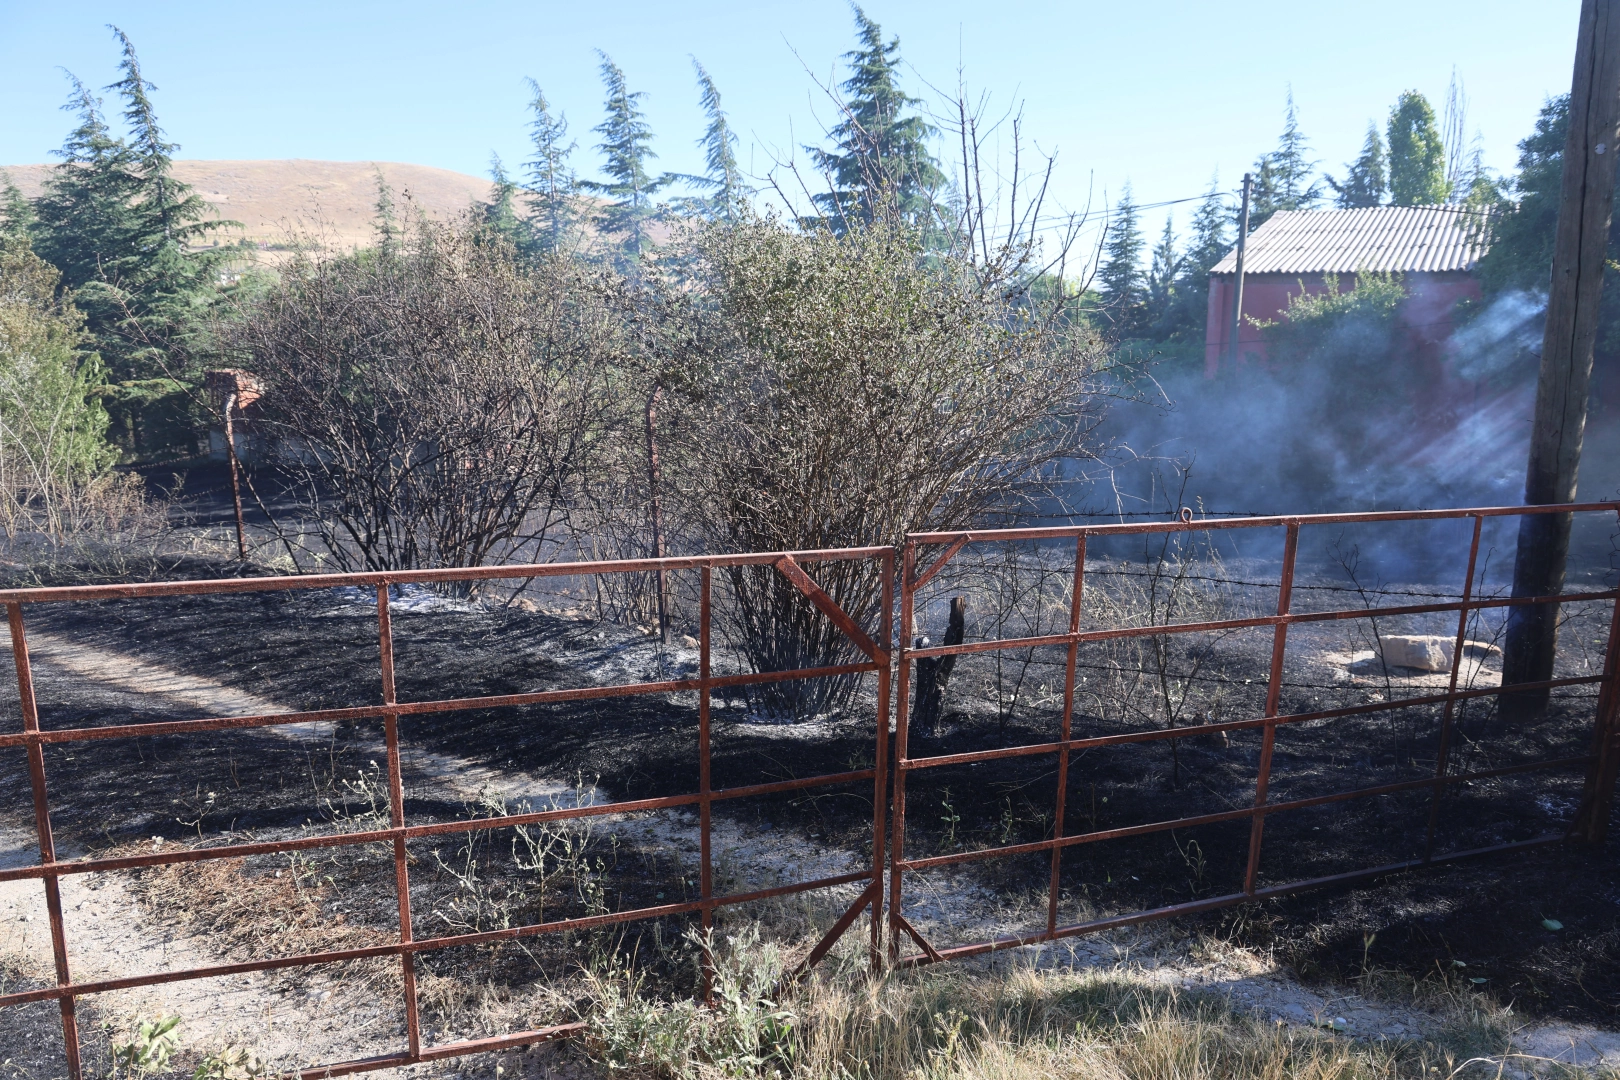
[912, 596, 966, 732]
[1501, 0, 1620, 721]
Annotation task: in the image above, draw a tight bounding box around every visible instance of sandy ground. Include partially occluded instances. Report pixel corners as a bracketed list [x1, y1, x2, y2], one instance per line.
[2, 633, 1616, 1075]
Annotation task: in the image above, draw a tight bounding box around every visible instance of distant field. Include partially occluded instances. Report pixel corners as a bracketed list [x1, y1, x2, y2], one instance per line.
[0, 158, 499, 258]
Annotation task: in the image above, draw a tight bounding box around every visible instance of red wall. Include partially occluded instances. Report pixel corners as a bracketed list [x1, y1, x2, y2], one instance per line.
[1203, 271, 1481, 378]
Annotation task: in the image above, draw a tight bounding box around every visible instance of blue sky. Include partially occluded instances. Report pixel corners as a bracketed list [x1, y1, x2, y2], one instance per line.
[0, 0, 1584, 250]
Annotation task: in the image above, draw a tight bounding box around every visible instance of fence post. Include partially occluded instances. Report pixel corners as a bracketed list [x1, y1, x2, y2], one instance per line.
[1573, 531, 1620, 844]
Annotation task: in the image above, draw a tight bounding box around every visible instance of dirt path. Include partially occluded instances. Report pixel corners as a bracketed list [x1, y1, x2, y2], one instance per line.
[5, 635, 1617, 1075]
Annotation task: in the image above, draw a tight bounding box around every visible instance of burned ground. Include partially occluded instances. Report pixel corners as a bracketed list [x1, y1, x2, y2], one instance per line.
[0, 551, 1616, 1054]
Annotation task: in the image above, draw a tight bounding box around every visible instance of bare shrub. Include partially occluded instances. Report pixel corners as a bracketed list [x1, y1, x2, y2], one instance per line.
[231, 214, 628, 582]
[673, 217, 1108, 718]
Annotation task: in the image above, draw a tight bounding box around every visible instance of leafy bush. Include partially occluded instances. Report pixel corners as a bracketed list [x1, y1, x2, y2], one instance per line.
[674, 216, 1108, 718]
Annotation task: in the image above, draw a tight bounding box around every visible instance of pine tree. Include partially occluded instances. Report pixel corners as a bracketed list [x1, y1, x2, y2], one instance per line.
[674, 59, 749, 221]
[1328, 123, 1387, 208]
[808, 6, 945, 231]
[582, 53, 668, 268]
[1386, 91, 1449, 206]
[522, 81, 578, 255]
[1097, 186, 1148, 338]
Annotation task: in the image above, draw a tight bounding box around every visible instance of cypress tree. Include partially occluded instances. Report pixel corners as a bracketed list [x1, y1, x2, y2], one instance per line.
[1097, 186, 1148, 338]
[1329, 124, 1388, 208]
[674, 59, 749, 221]
[522, 81, 579, 255]
[1387, 91, 1449, 206]
[809, 6, 945, 231]
[582, 53, 668, 268]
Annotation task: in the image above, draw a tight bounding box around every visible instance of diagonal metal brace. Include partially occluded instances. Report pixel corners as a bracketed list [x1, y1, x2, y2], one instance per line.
[786, 881, 882, 980]
[892, 913, 943, 963]
[911, 536, 969, 593]
[773, 555, 888, 662]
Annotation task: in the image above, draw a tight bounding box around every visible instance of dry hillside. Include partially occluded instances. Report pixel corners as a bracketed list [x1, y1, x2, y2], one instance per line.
[0, 159, 498, 256]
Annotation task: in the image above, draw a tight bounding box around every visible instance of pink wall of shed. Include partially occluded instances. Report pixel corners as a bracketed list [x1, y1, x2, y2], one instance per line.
[1203, 271, 1481, 377]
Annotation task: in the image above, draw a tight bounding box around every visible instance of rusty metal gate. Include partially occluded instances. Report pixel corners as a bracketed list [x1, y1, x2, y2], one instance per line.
[3, 504, 1620, 1073]
[0, 547, 891, 1079]
[888, 503, 1620, 965]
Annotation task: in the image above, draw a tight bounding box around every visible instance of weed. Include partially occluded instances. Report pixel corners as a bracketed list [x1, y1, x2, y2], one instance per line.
[191, 1045, 266, 1080]
[940, 789, 961, 848]
[109, 1016, 180, 1080]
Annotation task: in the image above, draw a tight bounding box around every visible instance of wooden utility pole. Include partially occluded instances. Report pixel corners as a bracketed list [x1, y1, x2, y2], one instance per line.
[1501, 0, 1620, 723]
[1228, 172, 1253, 369]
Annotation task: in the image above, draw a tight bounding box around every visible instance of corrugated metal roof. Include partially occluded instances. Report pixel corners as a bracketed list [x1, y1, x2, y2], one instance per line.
[1209, 205, 1488, 275]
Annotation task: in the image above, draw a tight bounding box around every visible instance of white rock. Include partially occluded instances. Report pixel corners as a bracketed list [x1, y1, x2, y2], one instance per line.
[1376, 635, 1501, 672]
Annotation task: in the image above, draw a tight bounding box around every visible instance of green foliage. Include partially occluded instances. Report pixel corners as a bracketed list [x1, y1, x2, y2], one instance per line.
[0, 173, 35, 241]
[1474, 95, 1570, 297]
[583, 53, 669, 269]
[522, 80, 580, 256]
[1386, 91, 1449, 206]
[21, 28, 241, 461]
[482, 154, 523, 243]
[683, 214, 1104, 716]
[111, 1015, 181, 1079]
[1473, 93, 1620, 379]
[1329, 124, 1388, 208]
[191, 1045, 266, 1080]
[808, 6, 945, 232]
[584, 927, 798, 1080]
[0, 238, 117, 516]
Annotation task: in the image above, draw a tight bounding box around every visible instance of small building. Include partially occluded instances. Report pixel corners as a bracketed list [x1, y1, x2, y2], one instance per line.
[1204, 205, 1488, 377]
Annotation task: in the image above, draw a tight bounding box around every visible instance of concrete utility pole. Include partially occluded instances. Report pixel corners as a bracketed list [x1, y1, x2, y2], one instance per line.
[1228, 172, 1253, 370]
[1501, 0, 1620, 722]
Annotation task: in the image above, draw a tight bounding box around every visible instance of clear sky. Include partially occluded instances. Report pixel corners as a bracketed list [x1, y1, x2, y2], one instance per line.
[0, 0, 1585, 253]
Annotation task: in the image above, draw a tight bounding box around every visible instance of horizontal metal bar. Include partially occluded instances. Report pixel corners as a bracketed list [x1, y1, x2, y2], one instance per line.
[0, 546, 893, 605]
[905, 590, 1620, 660]
[906, 502, 1620, 545]
[0, 867, 876, 1008]
[294, 1024, 586, 1080]
[0, 769, 879, 884]
[896, 755, 1590, 872]
[898, 675, 1606, 772]
[895, 834, 1565, 967]
[0, 663, 883, 749]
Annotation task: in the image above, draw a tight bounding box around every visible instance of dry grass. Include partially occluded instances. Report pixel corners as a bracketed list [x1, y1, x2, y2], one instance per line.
[578, 934, 1614, 1080]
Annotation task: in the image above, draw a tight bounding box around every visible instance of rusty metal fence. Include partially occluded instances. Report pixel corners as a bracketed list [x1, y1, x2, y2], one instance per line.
[888, 503, 1620, 965]
[3, 504, 1620, 1074]
[0, 547, 892, 1080]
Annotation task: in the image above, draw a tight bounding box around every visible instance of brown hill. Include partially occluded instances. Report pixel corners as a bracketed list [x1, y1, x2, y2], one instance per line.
[0, 159, 498, 256]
